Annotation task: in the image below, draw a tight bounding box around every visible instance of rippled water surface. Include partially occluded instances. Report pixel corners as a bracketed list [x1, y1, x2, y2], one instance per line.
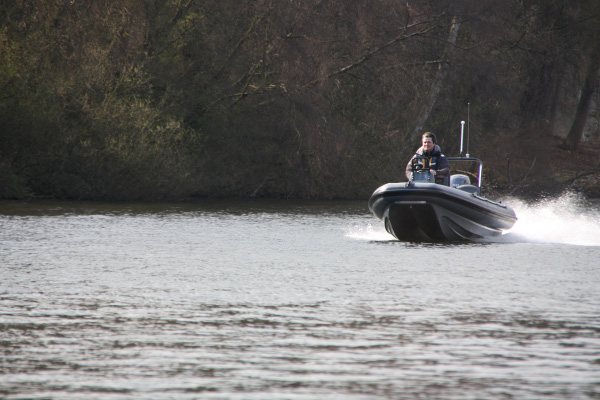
[1, 197, 600, 399]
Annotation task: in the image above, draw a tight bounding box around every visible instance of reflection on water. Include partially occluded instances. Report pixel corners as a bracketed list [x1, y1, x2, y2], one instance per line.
[1, 198, 599, 399]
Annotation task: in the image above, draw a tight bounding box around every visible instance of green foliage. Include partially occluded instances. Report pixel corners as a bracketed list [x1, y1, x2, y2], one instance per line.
[0, 0, 598, 200]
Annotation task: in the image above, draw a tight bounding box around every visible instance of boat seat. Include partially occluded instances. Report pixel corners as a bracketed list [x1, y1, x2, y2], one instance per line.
[450, 174, 470, 187]
[457, 184, 480, 195]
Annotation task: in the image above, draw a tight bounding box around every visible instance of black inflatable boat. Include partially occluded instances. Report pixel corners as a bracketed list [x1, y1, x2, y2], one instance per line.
[368, 157, 517, 241]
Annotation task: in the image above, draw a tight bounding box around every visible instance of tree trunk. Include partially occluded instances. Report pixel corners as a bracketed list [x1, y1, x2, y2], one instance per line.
[413, 17, 460, 138]
[566, 24, 600, 151]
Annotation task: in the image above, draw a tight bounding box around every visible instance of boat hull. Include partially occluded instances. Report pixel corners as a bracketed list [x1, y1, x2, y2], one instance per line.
[368, 182, 517, 241]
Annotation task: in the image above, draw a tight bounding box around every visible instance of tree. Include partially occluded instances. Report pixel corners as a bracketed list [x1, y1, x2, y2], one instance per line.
[413, 16, 461, 137]
[565, 17, 600, 151]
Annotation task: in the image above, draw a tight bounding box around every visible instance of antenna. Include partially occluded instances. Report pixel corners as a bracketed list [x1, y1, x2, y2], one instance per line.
[466, 102, 470, 157]
[460, 121, 465, 157]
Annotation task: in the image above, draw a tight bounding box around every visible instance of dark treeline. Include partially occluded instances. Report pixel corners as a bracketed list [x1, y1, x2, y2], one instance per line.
[1, 0, 599, 200]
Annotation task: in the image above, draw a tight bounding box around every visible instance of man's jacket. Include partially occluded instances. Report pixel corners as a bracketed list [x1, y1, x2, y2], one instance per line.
[405, 144, 450, 184]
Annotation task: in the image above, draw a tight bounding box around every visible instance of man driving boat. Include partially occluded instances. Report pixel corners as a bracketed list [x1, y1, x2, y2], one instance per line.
[405, 132, 450, 185]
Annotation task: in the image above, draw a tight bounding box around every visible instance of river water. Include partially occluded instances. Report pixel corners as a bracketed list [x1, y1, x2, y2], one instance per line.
[1, 194, 599, 399]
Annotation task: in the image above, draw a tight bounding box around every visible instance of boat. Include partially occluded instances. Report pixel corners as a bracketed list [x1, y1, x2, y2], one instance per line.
[368, 126, 517, 241]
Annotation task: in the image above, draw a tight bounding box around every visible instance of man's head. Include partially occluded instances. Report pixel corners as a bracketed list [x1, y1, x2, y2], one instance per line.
[422, 132, 437, 152]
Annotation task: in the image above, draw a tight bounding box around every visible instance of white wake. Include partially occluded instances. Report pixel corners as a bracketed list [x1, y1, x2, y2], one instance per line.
[497, 193, 600, 246]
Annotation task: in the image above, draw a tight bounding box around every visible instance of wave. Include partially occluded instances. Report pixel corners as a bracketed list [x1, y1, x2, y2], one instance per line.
[495, 192, 600, 246]
[345, 221, 395, 241]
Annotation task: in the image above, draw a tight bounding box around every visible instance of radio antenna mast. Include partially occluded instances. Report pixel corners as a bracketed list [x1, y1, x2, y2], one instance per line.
[460, 121, 465, 157]
[466, 102, 470, 157]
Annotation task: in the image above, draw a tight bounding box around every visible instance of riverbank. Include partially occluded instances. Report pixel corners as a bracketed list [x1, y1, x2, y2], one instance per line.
[1, 134, 598, 202]
[481, 134, 600, 200]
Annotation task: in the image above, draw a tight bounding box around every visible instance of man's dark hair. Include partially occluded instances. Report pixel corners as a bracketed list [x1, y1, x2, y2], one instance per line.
[422, 132, 437, 143]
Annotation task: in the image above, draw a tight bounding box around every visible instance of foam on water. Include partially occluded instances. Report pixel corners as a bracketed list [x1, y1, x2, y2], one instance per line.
[345, 221, 395, 241]
[497, 193, 600, 246]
